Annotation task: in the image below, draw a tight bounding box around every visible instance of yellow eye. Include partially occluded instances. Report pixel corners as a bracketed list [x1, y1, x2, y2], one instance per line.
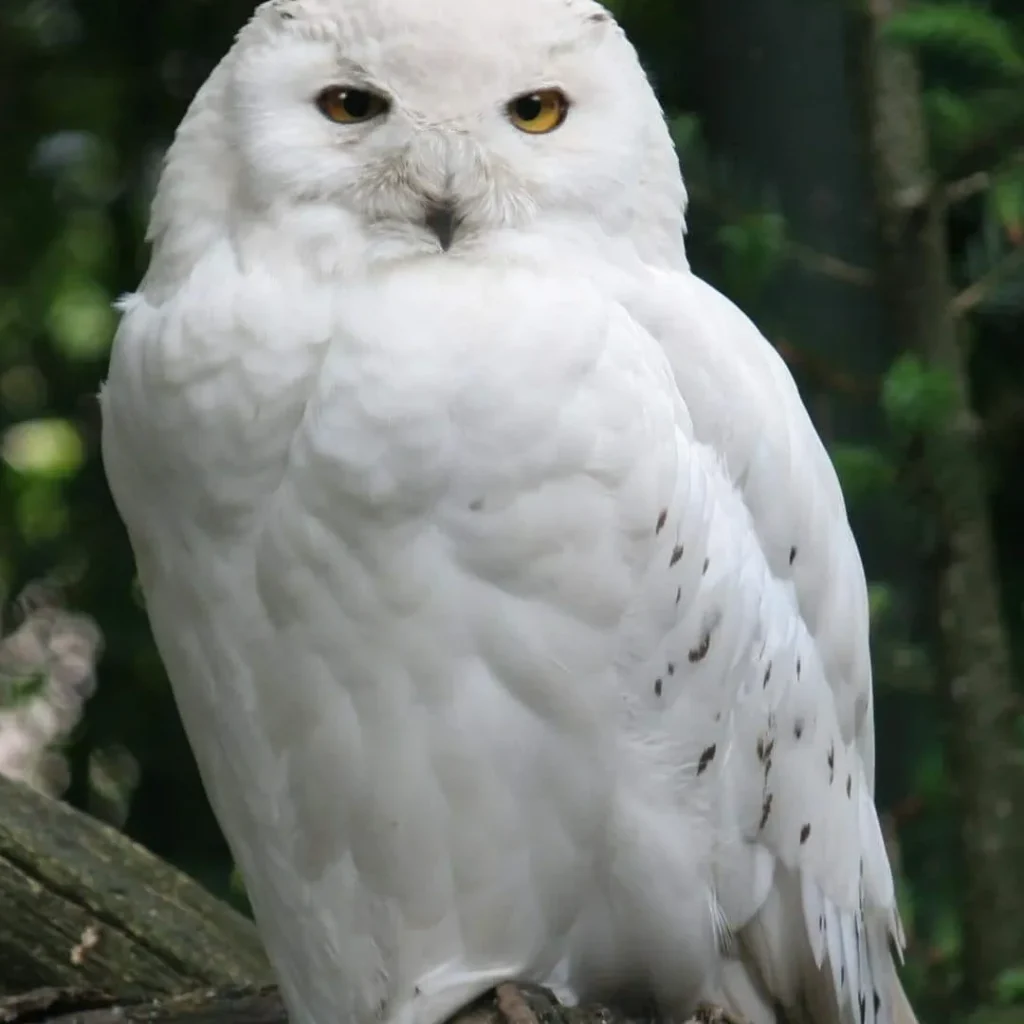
[316, 86, 390, 124]
[507, 89, 570, 134]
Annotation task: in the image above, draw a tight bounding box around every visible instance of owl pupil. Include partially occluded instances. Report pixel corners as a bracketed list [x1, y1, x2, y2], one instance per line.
[343, 90, 372, 118]
[516, 96, 543, 121]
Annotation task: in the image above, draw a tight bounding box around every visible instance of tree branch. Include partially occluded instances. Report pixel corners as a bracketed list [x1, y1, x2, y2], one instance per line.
[685, 180, 876, 288]
[942, 111, 1024, 186]
[0, 774, 270, 997]
[951, 245, 1024, 317]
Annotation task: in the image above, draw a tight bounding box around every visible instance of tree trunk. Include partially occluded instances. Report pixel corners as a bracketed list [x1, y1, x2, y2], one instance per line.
[0, 774, 270, 997]
[851, 0, 1024, 1001]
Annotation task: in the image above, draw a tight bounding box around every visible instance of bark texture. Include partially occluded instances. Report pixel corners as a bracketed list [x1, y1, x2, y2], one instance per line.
[0, 773, 271, 997]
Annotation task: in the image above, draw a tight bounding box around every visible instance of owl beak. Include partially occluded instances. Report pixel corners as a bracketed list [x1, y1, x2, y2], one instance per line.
[424, 201, 460, 251]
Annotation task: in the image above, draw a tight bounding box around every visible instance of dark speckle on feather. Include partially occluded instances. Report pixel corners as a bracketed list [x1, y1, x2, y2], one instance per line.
[859, 992, 866, 1024]
[763, 662, 772, 688]
[656, 509, 668, 535]
[800, 823, 811, 844]
[828, 742, 835, 783]
[689, 610, 720, 663]
[670, 543, 684, 567]
[759, 792, 773, 830]
[702, 557, 709, 575]
[757, 735, 775, 764]
[873, 990, 881, 1015]
[697, 744, 716, 775]
[794, 718, 804, 740]
[675, 586, 681, 605]
[689, 630, 711, 662]
[796, 657, 802, 678]
[667, 662, 675, 676]
[789, 545, 797, 565]
[758, 736, 775, 780]
[654, 678, 663, 697]
[847, 774, 852, 798]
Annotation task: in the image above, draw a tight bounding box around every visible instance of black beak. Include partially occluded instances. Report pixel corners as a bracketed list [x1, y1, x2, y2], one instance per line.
[424, 202, 459, 251]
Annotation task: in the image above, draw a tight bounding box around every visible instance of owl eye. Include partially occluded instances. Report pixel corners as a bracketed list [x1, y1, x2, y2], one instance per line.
[507, 89, 570, 134]
[316, 86, 390, 124]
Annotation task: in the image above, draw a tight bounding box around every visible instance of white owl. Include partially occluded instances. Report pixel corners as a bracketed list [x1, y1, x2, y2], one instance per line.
[99, 3, 917, 1024]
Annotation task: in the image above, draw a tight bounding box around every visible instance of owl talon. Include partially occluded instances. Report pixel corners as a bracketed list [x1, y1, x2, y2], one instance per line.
[495, 983, 540, 1024]
[689, 1002, 748, 1024]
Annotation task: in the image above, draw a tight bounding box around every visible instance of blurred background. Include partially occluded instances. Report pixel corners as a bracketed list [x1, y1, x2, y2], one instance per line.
[1, 0, 1023, 1021]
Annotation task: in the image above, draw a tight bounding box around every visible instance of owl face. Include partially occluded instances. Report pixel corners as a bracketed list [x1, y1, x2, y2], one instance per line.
[218, 0, 685, 259]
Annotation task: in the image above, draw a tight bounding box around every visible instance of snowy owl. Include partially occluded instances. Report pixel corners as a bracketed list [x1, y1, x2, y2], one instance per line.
[100, 2, 917, 1024]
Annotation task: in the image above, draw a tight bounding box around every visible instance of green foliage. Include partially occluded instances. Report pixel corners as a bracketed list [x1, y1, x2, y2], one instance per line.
[714, 211, 788, 303]
[884, 3, 1024, 79]
[830, 443, 899, 500]
[665, 114, 792, 306]
[993, 966, 1024, 1005]
[959, 187, 1024, 321]
[988, 160, 1024, 239]
[2, 418, 84, 480]
[886, 0, 1024, 210]
[668, 112, 702, 154]
[0, 672, 47, 709]
[881, 354, 959, 433]
[867, 581, 896, 624]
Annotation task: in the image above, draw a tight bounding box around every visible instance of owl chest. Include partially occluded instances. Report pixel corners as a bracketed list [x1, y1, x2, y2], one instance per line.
[283, 316, 607, 529]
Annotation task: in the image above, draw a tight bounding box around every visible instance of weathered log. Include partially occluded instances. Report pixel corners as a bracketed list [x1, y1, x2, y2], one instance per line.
[0, 773, 271, 996]
[0, 985, 740, 1024]
[0, 985, 283, 1024]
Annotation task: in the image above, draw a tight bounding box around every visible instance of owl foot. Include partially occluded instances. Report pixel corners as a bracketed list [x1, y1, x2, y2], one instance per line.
[495, 984, 541, 1024]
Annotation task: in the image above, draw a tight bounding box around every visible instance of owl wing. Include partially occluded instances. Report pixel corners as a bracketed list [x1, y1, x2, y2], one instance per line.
[617, 268, 906, 1024]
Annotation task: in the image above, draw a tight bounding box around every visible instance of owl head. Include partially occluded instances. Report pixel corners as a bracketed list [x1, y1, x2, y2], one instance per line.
[145, 0, 688, 290]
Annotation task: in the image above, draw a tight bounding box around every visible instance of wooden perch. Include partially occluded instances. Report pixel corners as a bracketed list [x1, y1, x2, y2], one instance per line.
[0, 985, 742, 1024]
[0, 773, 270, 997]
[0, 985, 285, 1024]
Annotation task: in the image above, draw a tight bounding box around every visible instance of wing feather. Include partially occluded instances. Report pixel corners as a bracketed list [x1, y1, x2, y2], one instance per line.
[616, 267, 904, 1023]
